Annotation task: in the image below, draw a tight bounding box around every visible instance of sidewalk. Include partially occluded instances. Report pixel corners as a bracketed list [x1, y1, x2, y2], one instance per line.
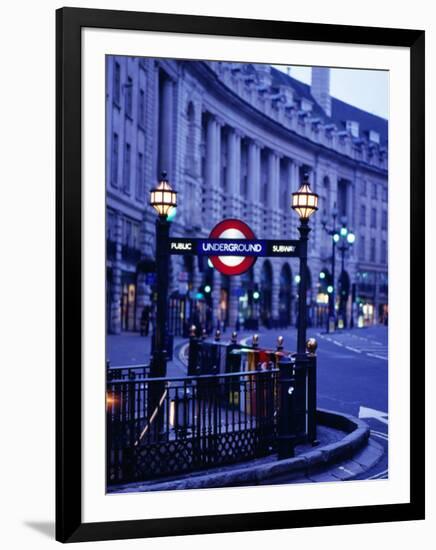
[106, 332, 188, 377]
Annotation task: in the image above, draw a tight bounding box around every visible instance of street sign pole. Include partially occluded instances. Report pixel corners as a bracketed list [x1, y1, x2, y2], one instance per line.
[151, 215, 170, 377]
[297, 219, 310, 355]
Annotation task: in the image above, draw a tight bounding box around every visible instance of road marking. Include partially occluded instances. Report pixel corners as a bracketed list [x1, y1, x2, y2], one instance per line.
[345, 346, 362, 353]
[337, 465, 355, 476]
[371, 429, 389, 439]
[359, 406, 389, 426]
[368, 469, 389, 480]
[367, 353, 388, 360]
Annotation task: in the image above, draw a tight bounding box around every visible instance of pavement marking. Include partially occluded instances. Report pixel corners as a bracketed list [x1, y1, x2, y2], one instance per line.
[359, 406, 389, 426]
[317, 331, 388, 360]
[345, 346, 362, 353]
[367, 353, 388, 361]
[371, 430, 389, 440]
[337, 465, 355, 476]
[368, 469, 389, 480]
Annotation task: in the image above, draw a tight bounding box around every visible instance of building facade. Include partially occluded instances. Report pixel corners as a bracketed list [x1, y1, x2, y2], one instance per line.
[106, 56, 388, 335]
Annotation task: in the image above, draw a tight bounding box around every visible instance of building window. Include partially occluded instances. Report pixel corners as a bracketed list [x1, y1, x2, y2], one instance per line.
[359, 236, 366, 261]
[360, 204, 366, 226]
[346, 120, 359, 138]
[122, 218, 132, 246]
[361, 180, 367, 196]
[123, 143, 131, 194]
[107, 210, 117, 241]
[132, 222, 139, 249]
[136, 152, 143, 200]
[370, 238, 376, 262]
[111, 133, 119, 186]
[381, 240, 387, 264]
[382, 210, 388, 230]
[113, 61, 121, 105]
[337, 180, 348, 217]
[369, 130, 380, 144]
[382, 186, 388, 202]
[125, 76, 133, 118]
[371, 182, 377, 199]
[371, 208, 377, 228]
[138, 89, 145, 127]
[301, 98, 312, 112]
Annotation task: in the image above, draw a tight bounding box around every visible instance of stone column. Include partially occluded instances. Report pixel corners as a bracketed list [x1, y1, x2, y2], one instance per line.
[204, 116, 220, 225]
[269, 151, 281, 237]
[110, 212, 123, 334]
[226, 128, 241, 217]
[247, 140, 261, 232]
[158, 76, 174, 179]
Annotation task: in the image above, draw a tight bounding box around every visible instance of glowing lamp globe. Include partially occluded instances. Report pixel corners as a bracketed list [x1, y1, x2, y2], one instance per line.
[292, 178, 319, 220]
[150, 171, 177, 217]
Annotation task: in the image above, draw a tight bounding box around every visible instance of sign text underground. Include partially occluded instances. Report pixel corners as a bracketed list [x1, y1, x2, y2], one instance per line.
[168, 238, 300, 257]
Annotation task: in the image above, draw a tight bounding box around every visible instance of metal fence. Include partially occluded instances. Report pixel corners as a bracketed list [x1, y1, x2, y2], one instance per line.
[107, 368, 279, 485]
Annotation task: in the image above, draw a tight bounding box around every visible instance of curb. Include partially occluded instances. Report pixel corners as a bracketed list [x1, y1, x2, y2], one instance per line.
[110, 408, 371, 493]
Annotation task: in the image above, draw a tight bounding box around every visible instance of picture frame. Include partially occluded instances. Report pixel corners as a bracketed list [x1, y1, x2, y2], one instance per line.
[56, 6, 425, 543]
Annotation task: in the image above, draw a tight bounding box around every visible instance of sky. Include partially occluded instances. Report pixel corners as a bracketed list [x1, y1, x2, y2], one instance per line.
[276, 65, 389, 119]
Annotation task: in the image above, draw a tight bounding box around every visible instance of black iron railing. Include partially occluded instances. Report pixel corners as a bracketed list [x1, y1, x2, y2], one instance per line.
[106, 362, 150, 381]
[107, 369, 279, 485]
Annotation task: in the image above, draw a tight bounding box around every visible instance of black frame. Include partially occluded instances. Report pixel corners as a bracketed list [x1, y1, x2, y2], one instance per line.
[56, 7, 425, 543]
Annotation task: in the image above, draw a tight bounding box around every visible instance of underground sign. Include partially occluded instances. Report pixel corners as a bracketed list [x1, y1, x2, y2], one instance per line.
[208, 219, 257, 276]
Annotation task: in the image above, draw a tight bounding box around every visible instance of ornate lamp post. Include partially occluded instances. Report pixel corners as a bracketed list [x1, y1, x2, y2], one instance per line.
[292, 174, 319, 354]
[337, 218, 355, 328]
[278, 173, 318, 460]
[321, 207, 340, 333]
[149, 171, 177, 377]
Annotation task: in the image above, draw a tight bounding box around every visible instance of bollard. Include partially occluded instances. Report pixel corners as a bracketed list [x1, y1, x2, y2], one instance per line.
[201, 328, 207, 340]
[306, 338, 318, 445]
[231, 331, 238, 344]
[187, 324, 201, 376]
[214, 329, 221, 342]
[276, 335, 284, 352]
[252, 333, 259, 349]
[277, 354, 297, 459]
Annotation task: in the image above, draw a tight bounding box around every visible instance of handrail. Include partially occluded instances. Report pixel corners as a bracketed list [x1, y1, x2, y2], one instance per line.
[106, 367, 280, 385]
[107, 363, 149, 370]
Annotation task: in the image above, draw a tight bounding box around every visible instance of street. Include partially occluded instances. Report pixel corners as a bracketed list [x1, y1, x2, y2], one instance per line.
[107, 324, 388, 481]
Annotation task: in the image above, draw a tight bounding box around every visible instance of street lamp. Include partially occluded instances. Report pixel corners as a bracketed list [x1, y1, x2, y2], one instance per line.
[292, 174, 318, 354]
[277, 173, 318, 460]
[321, 205, 339, 333]
[149, 171, 177, 378]
[337, 219, 355, 328]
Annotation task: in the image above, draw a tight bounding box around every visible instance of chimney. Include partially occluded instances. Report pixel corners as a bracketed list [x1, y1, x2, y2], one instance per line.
[311, 67, 331, 117]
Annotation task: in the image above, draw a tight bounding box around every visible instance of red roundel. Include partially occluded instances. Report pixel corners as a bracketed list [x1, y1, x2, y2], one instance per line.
[208, 219, 257, 276]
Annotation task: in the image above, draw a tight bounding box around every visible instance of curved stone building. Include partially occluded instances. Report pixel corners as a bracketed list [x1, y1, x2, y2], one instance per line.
[106, 56, 388, 335]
